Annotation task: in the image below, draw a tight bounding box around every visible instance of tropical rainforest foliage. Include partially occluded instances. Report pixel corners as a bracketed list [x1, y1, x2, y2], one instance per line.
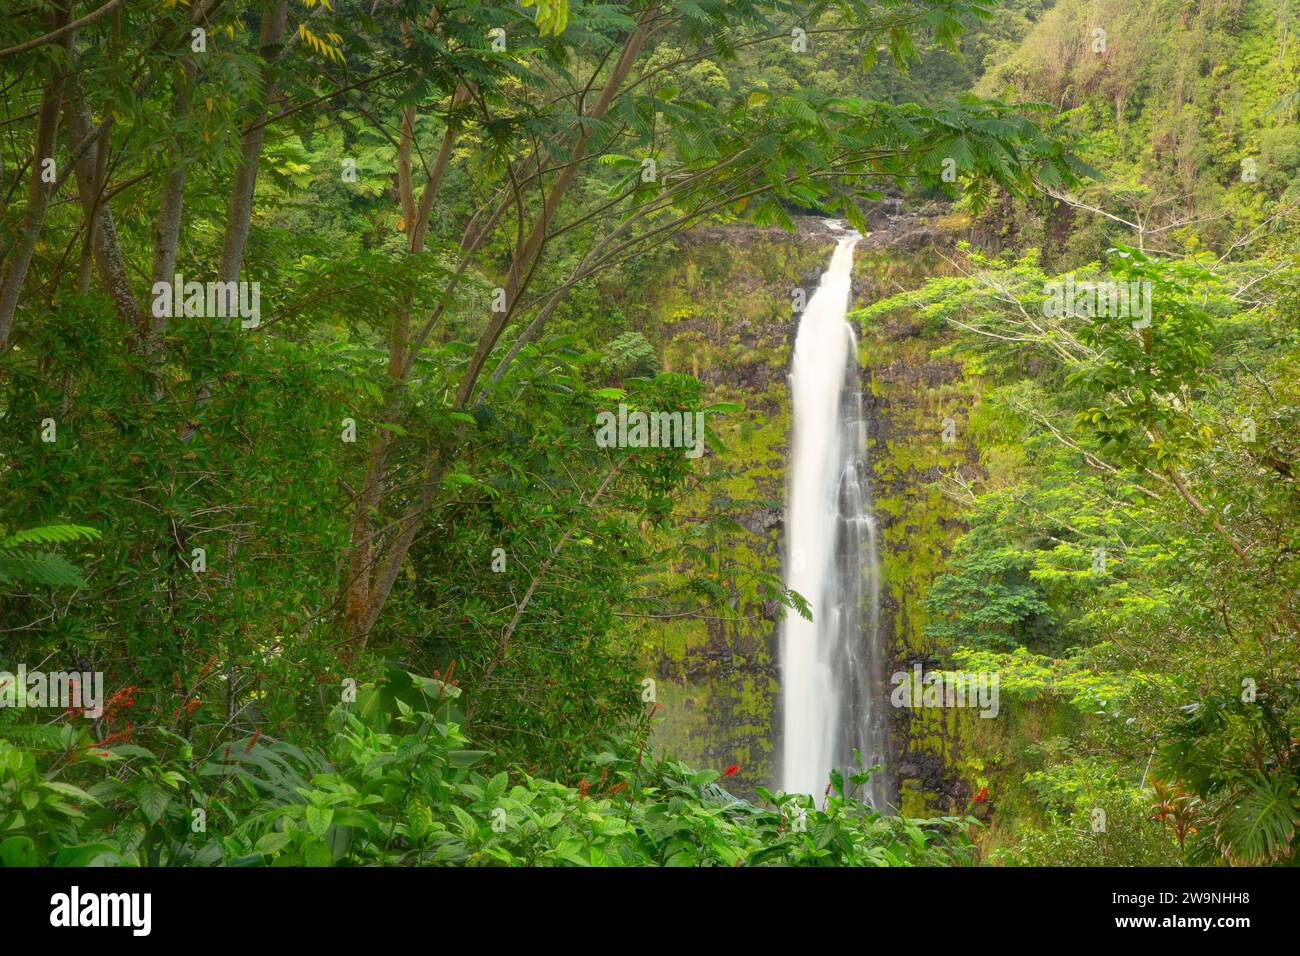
[860, 0, 1299, 866]
[0, 0, 1295, 867]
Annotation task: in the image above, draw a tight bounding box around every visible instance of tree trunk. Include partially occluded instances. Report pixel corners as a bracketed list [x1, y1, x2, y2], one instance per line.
[340, 88, 469, 647]
[63, 91, 147, 346]
[151, 61, 197, 307]
[217, 1, 287, 284]
[0, 82, 61, 350]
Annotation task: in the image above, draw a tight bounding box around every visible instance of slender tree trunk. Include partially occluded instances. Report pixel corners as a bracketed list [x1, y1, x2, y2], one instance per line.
[51, 0, 146, 344]
[217, 1, 287, 284]
[396, 106, 418, 237]
[0, 82, 61, 350]
[341, 87, 469, 646]
[151, 168, 187, 308]
[142, 0, 210, 320]
[76, 118, 110, 296]
[151, 63, 196, 298]
[63, 91, 146, 345]
[176, 2, 287, 433]
[150, 54, 198, 390]
[409, 89, 467, 252]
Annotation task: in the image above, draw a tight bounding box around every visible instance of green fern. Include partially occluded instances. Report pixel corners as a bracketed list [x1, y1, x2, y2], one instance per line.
[0, 525, 100, 588]
[1, 525, 101, 548]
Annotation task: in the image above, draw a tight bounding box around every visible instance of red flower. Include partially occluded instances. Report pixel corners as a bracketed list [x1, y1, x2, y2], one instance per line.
[103, 685, 138, 720]
[722, 763, 739, 778]
[577, 779, 590, 799]
[97, 721, 134, 747]
[972, 786, 988, 803]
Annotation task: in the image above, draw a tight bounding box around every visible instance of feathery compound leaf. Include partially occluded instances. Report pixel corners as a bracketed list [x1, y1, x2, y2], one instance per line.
[0, 553, 87, 588]
[0, 525, 102, 547]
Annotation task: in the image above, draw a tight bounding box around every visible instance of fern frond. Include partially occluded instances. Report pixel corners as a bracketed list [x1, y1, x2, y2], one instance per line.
[0, 553, 87, 588]
[0, 525, 102, 548]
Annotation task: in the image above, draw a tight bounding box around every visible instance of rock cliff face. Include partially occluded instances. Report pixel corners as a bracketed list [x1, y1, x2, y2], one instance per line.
[855, 259, 986, 815]
[638, 203, 983, 810]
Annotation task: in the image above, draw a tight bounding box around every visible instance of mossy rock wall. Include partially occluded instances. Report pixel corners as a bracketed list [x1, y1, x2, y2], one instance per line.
[852, 240, 982, 815]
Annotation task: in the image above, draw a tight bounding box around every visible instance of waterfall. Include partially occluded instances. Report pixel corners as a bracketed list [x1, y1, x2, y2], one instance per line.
[780, 229, 890, 810]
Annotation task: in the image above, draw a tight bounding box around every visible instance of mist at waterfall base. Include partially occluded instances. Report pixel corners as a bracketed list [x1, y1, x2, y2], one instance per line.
[779, 232, 892, 811]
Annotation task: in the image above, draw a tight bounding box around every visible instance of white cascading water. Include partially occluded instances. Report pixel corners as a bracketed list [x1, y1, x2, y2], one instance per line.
[780, 228, 890, 810]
